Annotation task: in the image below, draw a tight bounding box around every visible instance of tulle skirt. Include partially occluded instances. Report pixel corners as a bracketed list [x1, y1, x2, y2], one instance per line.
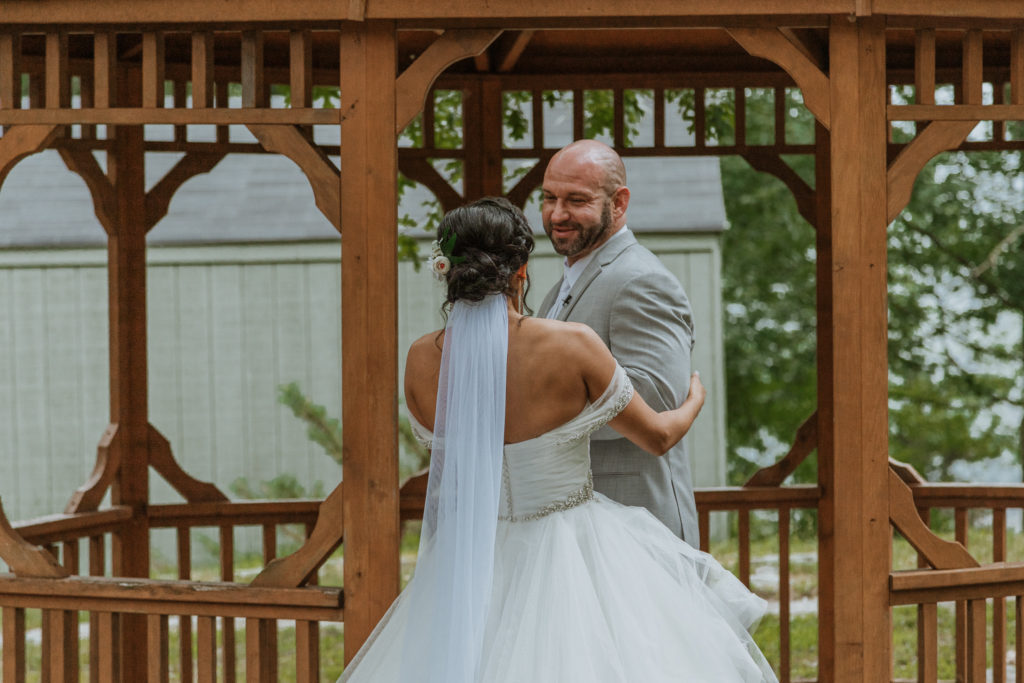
[341, 493, 778, 682]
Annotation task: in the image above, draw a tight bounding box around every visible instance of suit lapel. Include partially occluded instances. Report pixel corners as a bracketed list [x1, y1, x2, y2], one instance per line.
[558, 230, 638, 321]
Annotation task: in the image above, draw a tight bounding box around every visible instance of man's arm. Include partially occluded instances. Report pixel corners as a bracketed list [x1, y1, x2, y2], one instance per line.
[592, 267, 694, 441]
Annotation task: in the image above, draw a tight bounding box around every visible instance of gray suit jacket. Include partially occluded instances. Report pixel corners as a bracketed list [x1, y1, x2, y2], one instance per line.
[540, 231, 700, 545]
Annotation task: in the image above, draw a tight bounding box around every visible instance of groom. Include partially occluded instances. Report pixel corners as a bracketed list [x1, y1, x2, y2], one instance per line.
[538, 139, 700, 546]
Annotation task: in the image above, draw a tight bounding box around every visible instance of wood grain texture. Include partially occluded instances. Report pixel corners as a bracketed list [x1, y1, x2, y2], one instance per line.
[0, 124, 59, 192]
[744, 411, 817, 487]
[729, 27, 831, 129]
[886, 119, 976, 223]
[247, 123, 340, 230]
[824, 17, 891, 682]
[340, 20, 401, 662]
[395, 29, 502, 133]
[0, 498, 71, 578]
[191, 32, 215, 109]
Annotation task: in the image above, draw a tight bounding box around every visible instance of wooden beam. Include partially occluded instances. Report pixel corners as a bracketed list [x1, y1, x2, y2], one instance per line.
[339, 19, 400, 662]
[823, 17, 890, 682]
[888, 470, 977, 570]
[142, 32, 165, 109]
[889, 104, 1024, 120]
[914, 29, 936, 105]
[247, 124, 341, 230]
[886, 120, 977, 224]
[58, 145, 118, 233]
[395, 29, 502, 133]
[93, 33, 116, 109]
[241, 30, 265, 108]
[0, 33, 22, 113]
[462, 77, 504, 200]
[1012, 30, 1024, 106]
[289, 30, 313, 109]
[728, 27, 831, 129]
[0, 107, 342, 125]
[962, 29, 983, 106]
[44, 30, 69, 109]
[496, 30, 535, 73]
[191, 32, 215, 109]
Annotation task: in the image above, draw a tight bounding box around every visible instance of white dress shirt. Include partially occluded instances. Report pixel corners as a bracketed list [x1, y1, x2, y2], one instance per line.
[546, 227, 632, 319]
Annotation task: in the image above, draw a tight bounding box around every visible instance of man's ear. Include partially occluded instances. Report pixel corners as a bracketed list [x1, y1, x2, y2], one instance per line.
[612, 186, 630, 221]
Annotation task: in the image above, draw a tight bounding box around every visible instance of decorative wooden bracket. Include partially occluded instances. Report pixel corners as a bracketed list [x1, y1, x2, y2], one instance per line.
[58, 145, 117, 233]
[889, 467, 978, 570]
[398, 157, 464, 213]
[0, 497, 71, 578]
[886, 120, 977, 224]
[148, 425, 228, 503]
[0, 124, 60, 194]
[728, 28, 831, 130]
[145, 151, 226, 231]
[741, 151, 817, 229]
[745, 411, 817, 487]
[251, 484, 343, 588]
[66, 422, 227, 513]
[248, 124, 340, 232]
[395, 29, 503, 133]
[65, 423, 121, 514]
[506, 154, 553, 209]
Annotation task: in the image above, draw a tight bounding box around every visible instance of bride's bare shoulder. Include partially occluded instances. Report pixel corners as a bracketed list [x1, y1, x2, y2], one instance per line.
[407, 329, 445, 361]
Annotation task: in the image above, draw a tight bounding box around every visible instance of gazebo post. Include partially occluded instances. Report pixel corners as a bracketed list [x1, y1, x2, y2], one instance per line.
[339, 19, 401, 662]
[106, 64, 151, 678]
[819, 16, 891, 682]
[463, 75, 505, 200]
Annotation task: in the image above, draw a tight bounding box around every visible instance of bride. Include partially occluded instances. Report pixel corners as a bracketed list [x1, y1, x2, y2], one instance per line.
[341, 197, 777, 682]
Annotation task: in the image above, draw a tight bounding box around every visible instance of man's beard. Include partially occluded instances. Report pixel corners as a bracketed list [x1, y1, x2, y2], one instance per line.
[545, 200, 613, 259]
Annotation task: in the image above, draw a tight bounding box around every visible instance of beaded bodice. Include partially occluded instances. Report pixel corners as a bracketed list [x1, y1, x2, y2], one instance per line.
[410, 363, 634, 523]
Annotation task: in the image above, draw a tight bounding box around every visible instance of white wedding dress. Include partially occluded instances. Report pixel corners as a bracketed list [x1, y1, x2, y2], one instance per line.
[341, 364, 778, 682]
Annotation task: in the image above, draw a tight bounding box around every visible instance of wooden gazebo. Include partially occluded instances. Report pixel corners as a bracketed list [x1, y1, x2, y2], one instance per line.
[1, 2, 1023, 681]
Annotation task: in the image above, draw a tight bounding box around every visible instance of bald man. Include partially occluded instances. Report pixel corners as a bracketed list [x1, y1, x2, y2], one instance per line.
[538, 139, 699, 545]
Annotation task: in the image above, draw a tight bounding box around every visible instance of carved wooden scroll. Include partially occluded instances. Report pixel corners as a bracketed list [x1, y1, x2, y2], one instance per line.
[745, 411, 818, 487]
[0, 498, 70, 578]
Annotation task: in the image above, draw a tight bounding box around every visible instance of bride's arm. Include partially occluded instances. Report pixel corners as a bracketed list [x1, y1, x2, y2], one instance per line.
[606, 373, 704, 456]
[576, 326, 705, 456]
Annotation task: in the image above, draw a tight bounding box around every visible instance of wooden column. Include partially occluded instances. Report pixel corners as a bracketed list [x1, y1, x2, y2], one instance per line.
[463, 76, 504, 200]
[820, 17, 891, 682]
[339, 20, 400, 662]
[107, 61, 151, 679]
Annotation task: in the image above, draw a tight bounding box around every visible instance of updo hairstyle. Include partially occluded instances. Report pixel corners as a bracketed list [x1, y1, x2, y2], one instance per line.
[437, 196, 535, 312]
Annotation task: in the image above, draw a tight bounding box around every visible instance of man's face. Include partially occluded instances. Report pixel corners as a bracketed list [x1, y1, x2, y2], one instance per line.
[541, 159, 614, 264]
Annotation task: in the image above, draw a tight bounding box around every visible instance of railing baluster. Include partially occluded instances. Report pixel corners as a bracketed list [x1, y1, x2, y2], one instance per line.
[221, 525, 237, 682]
[698, 509, 710, 552]
[738, 509, 751, 587]
[147, 614, 170, 683]
[97, 612, 120, 683]
[241, 30, 265, 108]
[653, 87, 665, 149]
[532, 89, 544, 150]
[572, 88, 584, 140]
[197, 616, 217, 683]
[995, 507, 1007, 682]
[142, 32, 166, 109]
[177, 527, 194, 683]
[295, 620, 320, 683]
[778, 507, 791, 683]
[89, 535, 105, 683]
[955, 508, 969, 681]
[1012, 30, 1024, 106]
[919, 602, 938, 682]
[2, 606, 26, 682]
[915, 29, 936, 105]
[1016, 596, 1023, 683]
[693, 87, 706, 148]
[735, 86, 746, 150]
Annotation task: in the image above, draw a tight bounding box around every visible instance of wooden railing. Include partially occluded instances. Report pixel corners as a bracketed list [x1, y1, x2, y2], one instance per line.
[6, 480, 1024, 681]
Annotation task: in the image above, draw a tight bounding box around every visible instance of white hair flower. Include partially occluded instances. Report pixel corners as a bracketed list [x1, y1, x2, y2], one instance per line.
[431, 255, 452, 281]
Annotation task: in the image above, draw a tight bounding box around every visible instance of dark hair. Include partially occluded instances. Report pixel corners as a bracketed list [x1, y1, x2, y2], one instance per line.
[437, 196, 535, 313]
